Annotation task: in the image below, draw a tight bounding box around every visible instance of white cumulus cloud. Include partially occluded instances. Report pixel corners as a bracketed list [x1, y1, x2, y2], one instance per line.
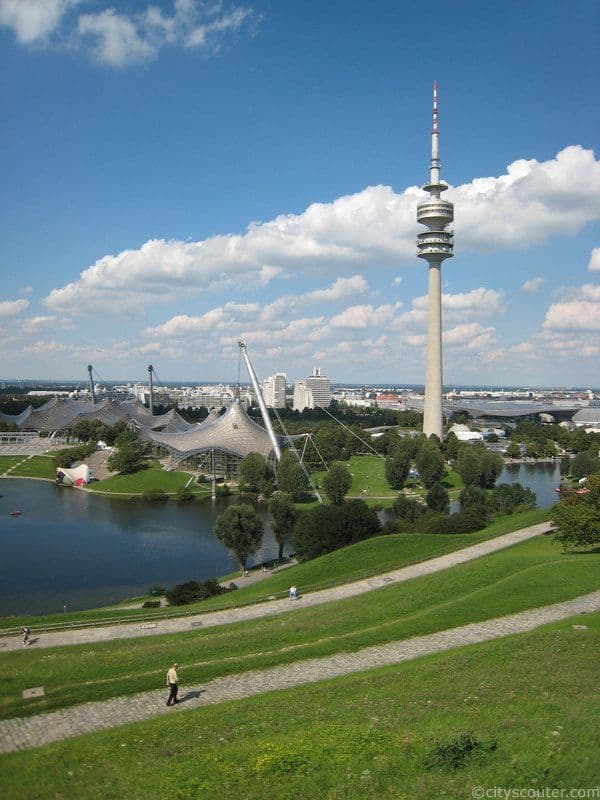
[0, 298, 29, 318]
[543, 283, 600, 331]
[44, 146, 597, 316]
[1, 0, 255, 67]
[521, 277, 546, 293]
[589, 248, 600, 272]
[0, 0, 77, 43]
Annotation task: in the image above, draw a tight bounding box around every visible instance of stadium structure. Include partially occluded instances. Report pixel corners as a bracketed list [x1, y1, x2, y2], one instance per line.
[0, 344, 302, 484]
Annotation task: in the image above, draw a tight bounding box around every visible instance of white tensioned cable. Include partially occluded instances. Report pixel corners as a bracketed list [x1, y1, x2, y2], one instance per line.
[316, 405, 385, 459]
[271, 406, 324, 504]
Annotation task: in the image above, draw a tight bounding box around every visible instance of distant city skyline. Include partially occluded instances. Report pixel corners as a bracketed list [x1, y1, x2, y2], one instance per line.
[1, 1, 598, 385]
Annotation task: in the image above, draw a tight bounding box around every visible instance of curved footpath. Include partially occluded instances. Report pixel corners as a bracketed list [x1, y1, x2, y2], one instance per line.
[0, 522, 552, 652]
[1, 590, 598, 753]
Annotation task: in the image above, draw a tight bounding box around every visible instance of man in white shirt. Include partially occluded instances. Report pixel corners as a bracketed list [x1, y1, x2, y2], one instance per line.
[166, 662, 179, 706]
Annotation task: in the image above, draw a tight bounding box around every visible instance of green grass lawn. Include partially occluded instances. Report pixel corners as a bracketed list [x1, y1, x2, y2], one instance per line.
[8, 455, 56, 479]
[2, 529, 597, 722]
[1, 612, 598, 799]
[1, 509, 549, 630]
[313, 454, 397, 498]
[89, 465, 214, 495]
[441, 468, 464, 491]
[0, 455, 24, 474]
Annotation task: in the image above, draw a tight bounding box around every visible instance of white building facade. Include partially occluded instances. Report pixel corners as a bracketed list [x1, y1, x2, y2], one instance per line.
[262, 373, 287, 409]
[306, 366, 331, 408]
[293, 380, 314, 411]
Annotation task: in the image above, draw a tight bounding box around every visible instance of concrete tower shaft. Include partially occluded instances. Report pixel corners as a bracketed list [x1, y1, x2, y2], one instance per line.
[147, 364, 154, 416]
[417, 83, 454, 440]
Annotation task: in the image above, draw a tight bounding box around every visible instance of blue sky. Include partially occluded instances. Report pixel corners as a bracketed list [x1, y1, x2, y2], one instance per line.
[1, 0, 599, 387]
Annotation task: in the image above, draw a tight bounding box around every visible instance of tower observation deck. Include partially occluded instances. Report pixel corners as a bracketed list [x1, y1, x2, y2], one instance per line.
[417, 83, 454, 439]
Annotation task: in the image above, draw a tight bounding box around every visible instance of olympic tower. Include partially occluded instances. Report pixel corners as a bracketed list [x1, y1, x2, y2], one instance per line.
[417, 83, 454, 439]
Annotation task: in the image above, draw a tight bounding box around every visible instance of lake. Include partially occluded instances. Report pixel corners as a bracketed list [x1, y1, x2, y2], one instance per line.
[0, 480, 282, 617]
[0, 461, 562, 617]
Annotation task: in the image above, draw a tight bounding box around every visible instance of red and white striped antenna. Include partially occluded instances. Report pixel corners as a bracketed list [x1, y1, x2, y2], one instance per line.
[432, 81, 438, 134]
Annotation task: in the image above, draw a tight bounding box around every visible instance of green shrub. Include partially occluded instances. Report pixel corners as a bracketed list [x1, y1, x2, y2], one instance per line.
[143, 489, 168, 502]
[215, 484, 231, 497]
[420, 506, 488, 534]
[53, 442, 96, 468]
[423, 732, 497, 770]
[174, 486, 194, 503]
[142, 600, 161, 609]
[487, 482, 536, 515]
[148, 585, 165, 596]
[165, 579, 227, 606]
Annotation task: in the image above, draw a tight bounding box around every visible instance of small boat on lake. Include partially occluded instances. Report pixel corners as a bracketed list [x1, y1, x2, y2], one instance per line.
[10, 510, 22, 516]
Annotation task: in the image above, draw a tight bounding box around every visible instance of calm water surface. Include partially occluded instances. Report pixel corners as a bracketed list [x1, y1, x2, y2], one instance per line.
[0, 480, 282, 616]
[0, 462, 561, 617]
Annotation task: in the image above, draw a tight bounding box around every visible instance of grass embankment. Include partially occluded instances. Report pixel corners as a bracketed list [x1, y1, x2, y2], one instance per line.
[9, 455, 55, 479]
[2, 509, 549, 629]
[1, 612, 598, 799]
[0, 456, 25, 474]
[88, 466, 214, 496]
[308, 455, 464, 506]
[313, 454, 396, 498]
[2, 530, 598, 721]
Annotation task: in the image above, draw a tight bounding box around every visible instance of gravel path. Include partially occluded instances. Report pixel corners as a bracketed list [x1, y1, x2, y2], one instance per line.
[1, 589, 597, 753]
[0, 522, 553, 652]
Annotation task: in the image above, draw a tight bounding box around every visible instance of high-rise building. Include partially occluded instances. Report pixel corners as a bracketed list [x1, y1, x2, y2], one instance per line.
[262, 372, 287, 408]
[416, 83, 454, 440]
[293, 380, 313, 411]
[306, 365, 331, 408]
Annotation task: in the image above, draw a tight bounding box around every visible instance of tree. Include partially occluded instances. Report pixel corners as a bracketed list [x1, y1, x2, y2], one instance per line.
[214, 503, 264, 571]
[455, 446, 503, 489]
[459, 484, 486, 511]
[415, 442, 445, 488]
[323, 462, 352, 505]
[443, 431, 460, 460]
[571, 451, 600, 480]
[385, 451, 411, 490]
[269, 491, 297, 560]
[107, 442, 144, 474]
[292, 499, 380, 560]
[480, 450, 504, 489]
[486, 433, 499, 443]
[524, 441, 540, 459]
[552, 497, 600, 550]
[392, 493, 427, 524]
[240, 452, 273, 494]
[72, 418, 102, 443]
[560, 455, 571, 476]
[456, 448, 482, 487]
[487, 482, 536, 515]
[505, 441, 521, 459]
[426, 482, 450, 514]
[276, 451, 310, 500]
[313, 424, 348, 462]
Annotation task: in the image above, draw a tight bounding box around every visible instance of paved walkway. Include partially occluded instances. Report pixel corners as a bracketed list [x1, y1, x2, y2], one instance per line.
[1, 590, 597, 753]
[0, 522, 553, 652]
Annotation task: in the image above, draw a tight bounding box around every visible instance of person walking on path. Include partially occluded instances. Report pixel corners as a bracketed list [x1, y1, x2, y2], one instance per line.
[21, 627, 31, 646]
[289, 585, 297, 601]
[166, 663, 179, 706]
